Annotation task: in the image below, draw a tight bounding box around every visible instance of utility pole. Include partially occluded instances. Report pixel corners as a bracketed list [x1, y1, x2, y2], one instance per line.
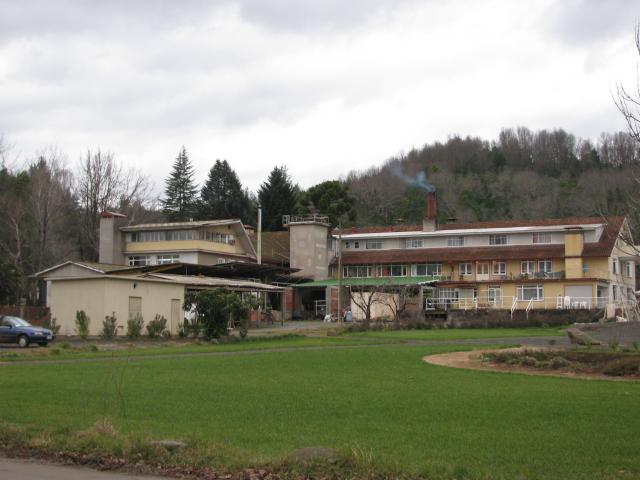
[337, 220, 343, 323]
[257, 206, 262, 265]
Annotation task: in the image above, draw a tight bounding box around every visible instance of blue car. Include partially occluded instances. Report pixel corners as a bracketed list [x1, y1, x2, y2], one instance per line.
[0, 315, 55, 348]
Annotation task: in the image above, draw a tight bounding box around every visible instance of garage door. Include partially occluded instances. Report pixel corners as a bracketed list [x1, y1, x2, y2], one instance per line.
[564, 286, 592, 308]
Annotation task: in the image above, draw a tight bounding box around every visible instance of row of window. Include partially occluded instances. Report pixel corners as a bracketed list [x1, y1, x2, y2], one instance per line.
[127, 255, 231, 267]
[342, 261, 555, 278]
[126, 230, 235, 245]
[128, 254, 180, 266]
[344, 232, 554, 250]
[439, 285, 545, 302]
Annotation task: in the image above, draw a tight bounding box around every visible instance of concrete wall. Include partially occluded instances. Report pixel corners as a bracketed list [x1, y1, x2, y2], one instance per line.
[49, 277, 185, 336]
[289, 223, 330, 279]
[99, 216, 126, 264]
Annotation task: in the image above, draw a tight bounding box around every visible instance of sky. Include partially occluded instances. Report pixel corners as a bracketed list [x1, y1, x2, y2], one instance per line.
[0, 0, 639, 193]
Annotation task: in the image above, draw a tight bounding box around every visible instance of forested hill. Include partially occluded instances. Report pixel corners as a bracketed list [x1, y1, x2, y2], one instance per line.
[345, 127, 639, 226]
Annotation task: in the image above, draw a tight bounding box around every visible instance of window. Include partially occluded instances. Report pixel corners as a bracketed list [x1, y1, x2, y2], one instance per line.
[489, 234, 507, 245]
[493, 262, 506, 275]
[439, 287, 459, 302]
[128, 255, 149, 266]
[413, 263, 442, 276]
[612, 285, 618, 301]
[459, 263, 473, 275]
[406, 238, 424, 248]
[532, 232, 551, 244]
[389, 264, 407, 277]
[366, 239, 383, 249]
[612, 258, 618, 275]
[157, 254, 179, 265]
[447, 236, 464, 247]
[539, 260, 552, 274]
[626, 261, 634, 278]
[201, 231, 234, 244]
[343, 265, 372, 278]
[488, 286, 502, 305]
[354, 241, 360, 249]
[521, 261, 536, 275]
[217, 258, 226, 264]
[517, 284, 544, 301]
[345, 241, 351, 249]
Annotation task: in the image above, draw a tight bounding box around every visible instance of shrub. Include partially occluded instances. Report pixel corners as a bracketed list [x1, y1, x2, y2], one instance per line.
[183, 289, 247, 339]
[126, 314, 144, 339]
[60, 342, 71, 350]
[75, 310, 90, 339]
[146, 314, 167, 338]
[520, 356, 538, 367]
[43, 316, 61, 335]
[549, 356, 571, 370]
[608, 339, 620, 352]
[50, 347, 61, 355]
[100, 312, 118, 339]
[603, 358, 640, 376]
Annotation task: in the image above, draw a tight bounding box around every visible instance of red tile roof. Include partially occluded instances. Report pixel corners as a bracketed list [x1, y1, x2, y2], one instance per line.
[333, 217, 624, 265]
[335, 216, 621, 235]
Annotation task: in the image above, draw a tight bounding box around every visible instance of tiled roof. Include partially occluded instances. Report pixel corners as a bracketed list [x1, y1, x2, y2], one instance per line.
[335, 216, 621, 235]
[333, 217, 625, 265]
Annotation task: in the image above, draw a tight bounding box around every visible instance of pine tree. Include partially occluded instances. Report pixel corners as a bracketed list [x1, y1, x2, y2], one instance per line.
[199, 159, 254, 223]
[162, 146, 198, 221]
[257, 166, 297, 231]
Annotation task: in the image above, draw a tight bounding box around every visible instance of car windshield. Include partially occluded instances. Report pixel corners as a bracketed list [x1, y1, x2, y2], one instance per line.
[3, 316, 32, 327]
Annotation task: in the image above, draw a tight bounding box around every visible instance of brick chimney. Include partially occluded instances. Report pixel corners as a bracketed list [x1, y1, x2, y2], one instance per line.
[422, 192, 437, 232]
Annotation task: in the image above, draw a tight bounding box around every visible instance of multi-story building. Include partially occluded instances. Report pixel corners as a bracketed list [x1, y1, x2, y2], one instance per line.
[290, 192, 638, 318]
[99, 212, 257, 266]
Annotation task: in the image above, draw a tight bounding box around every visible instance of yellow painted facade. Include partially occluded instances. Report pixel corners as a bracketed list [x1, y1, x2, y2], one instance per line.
[125, 239, 241, 255]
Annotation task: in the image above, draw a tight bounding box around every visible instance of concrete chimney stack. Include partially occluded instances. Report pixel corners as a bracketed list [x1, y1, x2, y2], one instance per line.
[422, 192, 437, 232]
[99, 211, 127, 264]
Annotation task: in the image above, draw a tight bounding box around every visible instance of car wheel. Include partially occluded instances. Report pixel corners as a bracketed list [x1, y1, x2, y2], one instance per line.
[17, 335, 30, 348]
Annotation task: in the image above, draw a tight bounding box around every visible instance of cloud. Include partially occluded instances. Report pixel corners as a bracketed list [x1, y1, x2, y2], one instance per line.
[0, 0, 636, 193]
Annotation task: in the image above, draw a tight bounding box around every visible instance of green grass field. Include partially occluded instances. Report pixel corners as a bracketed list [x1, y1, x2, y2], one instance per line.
[344, 326, 566, 340]
[1, 339, 638, 479]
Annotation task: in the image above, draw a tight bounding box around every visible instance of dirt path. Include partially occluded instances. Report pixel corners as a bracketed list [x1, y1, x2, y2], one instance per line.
[423, 348, 639, 382]
[0, 336, 568, 367]
[0, 457, 166, 480]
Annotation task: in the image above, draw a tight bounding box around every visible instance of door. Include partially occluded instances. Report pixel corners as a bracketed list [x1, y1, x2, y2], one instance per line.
[170, 299, 181, 333]
[0, 318, 17, 344]
[477, 262, 490, 281]
[129, 297, 142, 320]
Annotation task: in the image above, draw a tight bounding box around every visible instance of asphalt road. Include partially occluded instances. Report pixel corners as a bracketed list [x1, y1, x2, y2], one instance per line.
[0, 457, 166, 480]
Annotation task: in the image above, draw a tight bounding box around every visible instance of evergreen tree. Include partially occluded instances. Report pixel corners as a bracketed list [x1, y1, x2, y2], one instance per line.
[257, 166, 297, 231]
[162, 146, 198, 221]
[299, 180, 356, 227]
[199, 159, 254, 224]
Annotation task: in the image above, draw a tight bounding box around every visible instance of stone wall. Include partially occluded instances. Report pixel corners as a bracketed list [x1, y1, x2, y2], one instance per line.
[445, 308, 604, 328]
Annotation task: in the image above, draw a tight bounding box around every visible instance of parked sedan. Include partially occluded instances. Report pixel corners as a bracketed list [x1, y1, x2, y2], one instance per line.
[0, 315, 55, 347]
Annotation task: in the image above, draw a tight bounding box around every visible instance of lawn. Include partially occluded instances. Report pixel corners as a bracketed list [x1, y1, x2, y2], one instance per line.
[1, 343, 639, 479]
[344, 326, 567, 341]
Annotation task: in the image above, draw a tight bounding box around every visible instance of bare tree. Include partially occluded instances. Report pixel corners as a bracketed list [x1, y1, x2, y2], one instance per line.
[75, 150, 150, 260]
[348, 284, 385, 324]
[379, 285, 417, 322]
[28, 148, 76, 271]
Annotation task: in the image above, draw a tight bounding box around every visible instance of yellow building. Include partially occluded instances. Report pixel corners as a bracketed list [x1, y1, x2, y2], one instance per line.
[294, 193, 638, 319]
[99, 212, 257, 266]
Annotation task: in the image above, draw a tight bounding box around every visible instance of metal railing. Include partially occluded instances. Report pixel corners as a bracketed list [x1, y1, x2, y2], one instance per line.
[432, 295, 637, 312]
[282, 214, 330, 226]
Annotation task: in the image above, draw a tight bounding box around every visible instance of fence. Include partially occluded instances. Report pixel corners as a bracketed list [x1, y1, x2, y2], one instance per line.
[0, 305, 51, 325]
[428, 295, 635, 312]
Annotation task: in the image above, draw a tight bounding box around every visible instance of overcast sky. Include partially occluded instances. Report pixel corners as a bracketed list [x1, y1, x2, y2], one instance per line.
[0, 0, 638, 193]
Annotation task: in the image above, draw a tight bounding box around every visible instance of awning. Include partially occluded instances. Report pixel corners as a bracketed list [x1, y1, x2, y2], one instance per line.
[295, 276, 442, 288]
